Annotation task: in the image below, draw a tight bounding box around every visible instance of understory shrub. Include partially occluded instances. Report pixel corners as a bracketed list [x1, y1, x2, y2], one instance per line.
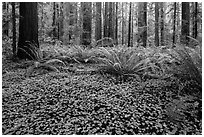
[95, 46, 154, 82]
[70, 45, 97, 63]
[26, 59, 66, 77]
[167, 44, 202, 89]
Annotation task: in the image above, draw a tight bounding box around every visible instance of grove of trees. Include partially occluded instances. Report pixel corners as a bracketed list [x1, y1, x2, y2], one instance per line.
[2, 2, 202, 59]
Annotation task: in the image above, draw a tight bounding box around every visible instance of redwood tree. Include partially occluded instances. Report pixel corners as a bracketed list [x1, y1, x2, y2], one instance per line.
[155, 2, 159, 47]
[95, 2, 102, 41]
[3, 2, 9, 37]
[193, 2, 198, 39]
[12, 2, 16, 57]
[181, 2, 190, 44]
[115, 2, 118, 44]
[138, 2, 147, 47]
[128, 2, 132, 47]
[81, 2, 92, 45]
[104, 2, 109, 37]
[17, 2, 40, 60]
[173, 2, 177, 44]
[160, 2, 164, 46]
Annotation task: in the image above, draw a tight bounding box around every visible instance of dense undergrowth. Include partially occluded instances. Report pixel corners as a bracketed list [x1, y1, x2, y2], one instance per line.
[2, 41, 202, 135]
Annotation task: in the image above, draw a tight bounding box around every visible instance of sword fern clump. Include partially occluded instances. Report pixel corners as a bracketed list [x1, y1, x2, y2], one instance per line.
[96, 47, 153, 82]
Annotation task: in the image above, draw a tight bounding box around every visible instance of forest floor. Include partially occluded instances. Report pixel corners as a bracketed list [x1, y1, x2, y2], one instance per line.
[2, 43, 202, 135]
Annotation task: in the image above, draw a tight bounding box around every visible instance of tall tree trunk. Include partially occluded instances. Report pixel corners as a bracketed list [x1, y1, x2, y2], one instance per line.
[181, 2, 190, 44]
[193, 2, 198, 39]
[155, 2, 159, 47]
[81, 2, 92, 45]
[3, 2, 9, 37]
[40, 3, 44, 39]
[122, 2, 124, 45]
[59, 2, 64, 41]
[52, 2, 57, 39]
[95, 2, 102, 41]
[131, 4, 134, 46]
[173, 2, 177, 45]
[160, 2, 164, 46]
[63, 2, 70, 44]
[115, 2, 118, 45]
[138, 2, 147, 47]
[104, 2, 109, 37]
[128, 2, 132, 47]
[17, 2, 40, 60]
[56, 3, 60, 40]
[108, 2, 114, 39]
[12, 2, 16, 57]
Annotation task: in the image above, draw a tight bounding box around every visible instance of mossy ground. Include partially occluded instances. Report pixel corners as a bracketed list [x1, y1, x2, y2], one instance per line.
[2, 45, 202, 135]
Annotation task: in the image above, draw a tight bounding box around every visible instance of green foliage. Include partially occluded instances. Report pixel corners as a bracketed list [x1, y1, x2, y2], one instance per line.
[26, 58, 65, 77]
[168, 44, 201, 86]
[96, 46, 153, 81]
[18, 41, 42, 60]
[70, 45, 97, 63]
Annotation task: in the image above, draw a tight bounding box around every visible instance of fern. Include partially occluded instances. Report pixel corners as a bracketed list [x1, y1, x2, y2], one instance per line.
[71, 45, 96, 63]
[168, 44, 202, 87]
[18, 41, 42, 60]
[25, 58, 65, 77]
[96, 47, 153, 81]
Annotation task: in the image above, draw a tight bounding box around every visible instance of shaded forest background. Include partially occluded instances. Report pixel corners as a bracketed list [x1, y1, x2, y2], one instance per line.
[2, 2, 202, 55]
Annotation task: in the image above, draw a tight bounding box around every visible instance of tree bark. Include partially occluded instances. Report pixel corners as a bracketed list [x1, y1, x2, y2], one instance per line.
[81, 2, 92, 45]
[104, 2, 109, 37]
[3, 2, 9, 37]
[155, 2, 159, 47]
[160, 2, 164, 46]
[193, 2, 198, 39]
[56, 3, 60, 40]
[115, 2, 118, 45]
[17, 2, 40, 60]
[59, 2, 64, 41]
[95, 2, 102, 41]
[52, 2, 57, 39]
[121, 3, 124, 45]
[108, 2, 114, 39]
[173, 2, 177, 45]
[128, 2, 132, 47]
[138, 2, 147, 47]
[12, 2, 16, 57]
[181, 2, 190, 44]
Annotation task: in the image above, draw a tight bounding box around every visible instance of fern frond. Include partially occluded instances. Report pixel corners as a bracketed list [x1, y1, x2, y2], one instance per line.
[45, 59, 66, 66]
[18, 47, 35, 60]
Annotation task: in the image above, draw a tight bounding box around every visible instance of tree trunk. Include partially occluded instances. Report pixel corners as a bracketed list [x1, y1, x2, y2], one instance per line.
[104, 2, 109, 37]
[12, 2, 16, 57]
[17, 2, 40, 60]
[40, 3, 44, 39]
[108, 2, 114, 39]
[59, 2, 64, 41]
[52, 2, 57, 39]
[3, 2, 9, 37]
[56, 3, 60, 40]
[122, 2, 124, 45]
[193, 2, 198, 39]
[81, 2, 92, 45]
[128, 2, 132, 47]
[181, 2, 190, 44]
[173, 2, 177, 45]
[155, 2, 159, 47]
[115, 2, 118, 45]
[95, 2, 102, 41]
[138, 2, 147, 47]
[160, 2, 164, 46]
